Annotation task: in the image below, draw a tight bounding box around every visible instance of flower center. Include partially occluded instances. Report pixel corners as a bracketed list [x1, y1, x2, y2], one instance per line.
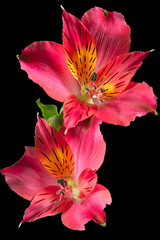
[56, 178, 80, 204]
[81, 73, 104, 105]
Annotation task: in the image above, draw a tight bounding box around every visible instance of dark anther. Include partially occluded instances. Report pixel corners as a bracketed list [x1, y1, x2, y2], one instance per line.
[57, 179, 67, 188]
[100, 98, 104, 103]
[93, 84, 97, 90]
[91, 72, 97, 82]
[85, 87, 90, 91]
[100, 87, 106, 93]
[73, 199, 77, 204]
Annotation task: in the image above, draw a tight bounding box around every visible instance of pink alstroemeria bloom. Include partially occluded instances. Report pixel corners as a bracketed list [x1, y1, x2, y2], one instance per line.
[17, 7, 157, 130]
[1, 116, 111, 230]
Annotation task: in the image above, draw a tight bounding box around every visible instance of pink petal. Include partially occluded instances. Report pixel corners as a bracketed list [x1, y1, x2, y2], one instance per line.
[61, 184, 112, 230]
[95, 51, 150, 99]
[21, 186, 73, 224]
[18, 41, 80, 102]
[78, 168, 97, 198]
[65, 116, 106, 180]
[93, 81, 157, 126]
[63, 95, 93, 130]
[35, 116, 75, 180]
[81, 7, 131, 71]
[62, 9, 97, 86]
[1, 147, 57, 201]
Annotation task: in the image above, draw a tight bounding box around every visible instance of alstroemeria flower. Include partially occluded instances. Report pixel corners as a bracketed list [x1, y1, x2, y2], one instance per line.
[1, 116, 111, 230]
[17, 7, 157, 130]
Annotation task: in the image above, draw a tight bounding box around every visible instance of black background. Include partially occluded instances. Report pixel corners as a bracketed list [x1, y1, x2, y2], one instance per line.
[1, 0, 159, 238]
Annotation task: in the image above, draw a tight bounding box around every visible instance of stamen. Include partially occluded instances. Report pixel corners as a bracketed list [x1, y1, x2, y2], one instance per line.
[100, 98, 104, 103]
[56, 189, 61, 195]
[56, 189, 65, 195]
[91, 72, 97, 82]
[100, 87, 106, 93]
[57, 179, 67, 188]
[55, 189, 65, 203]
[93, 84, 97, 90]
[85, 87, 90, 91]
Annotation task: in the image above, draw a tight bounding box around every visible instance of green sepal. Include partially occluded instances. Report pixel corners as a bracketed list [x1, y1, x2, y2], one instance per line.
[36, 99, 63, 131]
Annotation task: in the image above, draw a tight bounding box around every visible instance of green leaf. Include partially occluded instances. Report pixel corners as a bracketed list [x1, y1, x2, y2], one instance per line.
[47, 115, 62, 131]
[59, 110, 64, 126]
[36, 99, 58, 120]
[36, 99, 63, 131]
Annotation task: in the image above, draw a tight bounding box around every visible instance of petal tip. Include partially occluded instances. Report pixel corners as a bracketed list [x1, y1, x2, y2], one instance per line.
[103, 10, 109, 17]
[64, 129, 68, 135]
[17, 52, 30, 62]
[154, 111, 158, 116]
[60, 5, 65, 11]
[18, 221, 23, 228]
[16, 53, 26, 61]
[100, 222, 106, 227]
[37, 112, 40, 119]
